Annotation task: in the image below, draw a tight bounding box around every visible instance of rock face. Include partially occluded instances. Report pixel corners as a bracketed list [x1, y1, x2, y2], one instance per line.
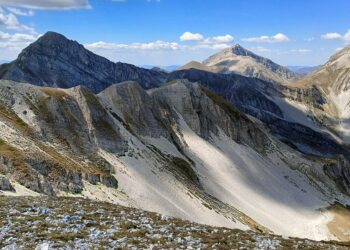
[0, 32, 167, 93]
[168, 68, 350, 159]
[0, 176, 15, 192]
[201, 44, 301, 84]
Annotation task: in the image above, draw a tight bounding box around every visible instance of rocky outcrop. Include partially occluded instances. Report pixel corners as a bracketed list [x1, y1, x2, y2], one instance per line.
[0, 176, 15, 192]
[0, 32, 167, 93]
[149, 80, 270, 152]
[323, 156, 350, 195]
[98, 81, 170, 138]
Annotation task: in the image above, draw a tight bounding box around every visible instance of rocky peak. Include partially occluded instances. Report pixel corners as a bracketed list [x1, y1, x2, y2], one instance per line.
[0, 32, 166, 93]
[202, 44, 301, 84]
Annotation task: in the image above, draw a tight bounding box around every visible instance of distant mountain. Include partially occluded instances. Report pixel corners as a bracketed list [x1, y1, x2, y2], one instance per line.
[200, 44, 302, 84]
[288, 65, 319, 75]
[0, 60, 9, 65]
[140, 65, 180, 72]
[0, 32, 167, 93]
[176, 60, 217, 72]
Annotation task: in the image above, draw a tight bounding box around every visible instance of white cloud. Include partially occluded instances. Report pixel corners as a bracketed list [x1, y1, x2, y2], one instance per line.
[0, 8, 35, 33]
[252, 46, 271, 53]
[180, 32, 204, 41]
[289, 49, 311, 53]
[202, 34, 234, 44]
[0, 0, 91, 10]
[241, 33, 289, 43]
[85, 40, 181, 51]
[0, 31, 39, 60]
[6, 7, 34, 16]
[321, 32, 342, 40]
[0, 31, 38, 41]
[321, 30, 350, 42]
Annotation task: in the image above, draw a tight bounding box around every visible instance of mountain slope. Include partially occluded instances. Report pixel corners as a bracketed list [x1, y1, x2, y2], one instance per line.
[201, 44, 301, 84]
[0, 32, 167, 93]
[168, 68, 350, 159]
[1, 79, 350, 240]
[291, 45, 350, 143]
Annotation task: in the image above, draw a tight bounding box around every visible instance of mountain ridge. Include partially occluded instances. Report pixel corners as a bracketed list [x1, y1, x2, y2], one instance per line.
[0, 31, 167, 93]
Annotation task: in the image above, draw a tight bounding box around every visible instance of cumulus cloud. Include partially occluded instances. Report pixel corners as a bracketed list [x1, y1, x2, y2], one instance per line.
[0, 0, 91, 10]
[6, 7, 34, 16]
[179, 32, 234, 51]
[0, 31, 39, 60]
[289, 49, 311, 53]
[241, 33, 289, 43]
[321, 30, 350, 42]
[0, 31, 38, 41]
[321, 32, 342, 40]
[85, 40, 181, 51]
[0, 9, 35, 33]
[202, 34, 234, 44]
[180, 32, 204, 41]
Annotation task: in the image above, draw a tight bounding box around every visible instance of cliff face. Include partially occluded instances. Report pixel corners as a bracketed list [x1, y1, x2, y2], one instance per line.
[0, 32, 167, 93]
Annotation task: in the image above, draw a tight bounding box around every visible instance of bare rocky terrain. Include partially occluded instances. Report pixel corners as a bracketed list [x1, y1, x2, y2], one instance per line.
[1, 196, 350, 250]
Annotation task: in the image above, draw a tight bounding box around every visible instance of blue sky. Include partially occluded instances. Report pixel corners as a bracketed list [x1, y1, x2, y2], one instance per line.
[0, 0, 349, 66]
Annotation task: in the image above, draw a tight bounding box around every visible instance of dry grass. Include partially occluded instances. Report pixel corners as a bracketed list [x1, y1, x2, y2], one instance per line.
[327, 203, 350, 241]
[40, 87, 69, 99]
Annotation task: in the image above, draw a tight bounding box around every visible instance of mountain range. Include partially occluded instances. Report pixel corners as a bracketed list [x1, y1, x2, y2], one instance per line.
[1, 31, 350, 242]
[288, 65, 320, 75]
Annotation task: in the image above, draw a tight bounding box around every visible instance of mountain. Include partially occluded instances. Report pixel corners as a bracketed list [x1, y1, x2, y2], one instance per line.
[288, 65, 320, 75]
[2, 32, 350, 242]
[0, 32, 167, 93]
[176, 60, 218, 72]
[291, 45, 350, 143]
[141, 64, 180, 72]
[168, 68, 349, 159]
[1, 78, 350, 241]
[200, 44, 302, 84]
